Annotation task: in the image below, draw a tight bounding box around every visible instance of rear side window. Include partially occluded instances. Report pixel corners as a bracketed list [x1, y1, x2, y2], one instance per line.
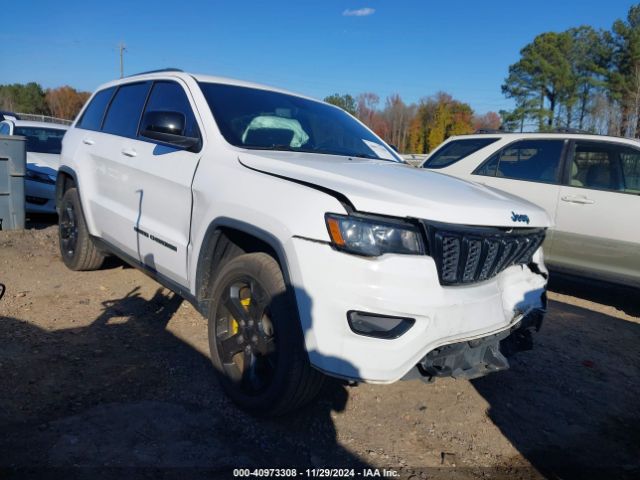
[77, 87, 115, 131]
[13, 127, 66, 154]
[474, 139, 564, 184]
[102, 82, 151, 138]
[140, 81, 200, 139]
[423, 138, 499, 169]
[620, 147, 640, 193]
[570, 141, 640, 193]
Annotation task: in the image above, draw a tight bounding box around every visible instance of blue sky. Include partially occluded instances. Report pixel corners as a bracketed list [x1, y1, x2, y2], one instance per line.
[0, 0, 635, 114]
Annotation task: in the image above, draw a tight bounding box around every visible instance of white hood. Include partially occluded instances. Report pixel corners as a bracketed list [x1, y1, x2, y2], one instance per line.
[239, 152, 551, 228]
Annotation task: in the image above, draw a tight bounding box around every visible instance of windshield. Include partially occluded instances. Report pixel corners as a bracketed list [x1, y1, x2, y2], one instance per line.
[14, 126, 66, 154]
[199, 82, 401, 162]
[423, 138, 499, 169]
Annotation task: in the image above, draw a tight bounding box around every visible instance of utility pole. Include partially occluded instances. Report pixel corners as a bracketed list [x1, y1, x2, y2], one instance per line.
[118, 42, 127, 78]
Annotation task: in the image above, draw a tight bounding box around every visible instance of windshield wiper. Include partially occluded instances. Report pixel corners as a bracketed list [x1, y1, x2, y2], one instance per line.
[242, 145, 400, 162]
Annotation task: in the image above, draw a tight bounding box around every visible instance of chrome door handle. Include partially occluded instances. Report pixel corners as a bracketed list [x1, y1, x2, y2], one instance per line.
[121, 148, 137, 158]
[561, 195, 594, 205]
[82, 138, 95, 145]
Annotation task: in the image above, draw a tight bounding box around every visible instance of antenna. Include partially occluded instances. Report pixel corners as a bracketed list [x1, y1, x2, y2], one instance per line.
[118, 42, 127, 78]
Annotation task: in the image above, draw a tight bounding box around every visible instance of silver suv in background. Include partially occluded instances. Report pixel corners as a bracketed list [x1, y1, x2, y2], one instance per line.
[422, 132, 640, 288]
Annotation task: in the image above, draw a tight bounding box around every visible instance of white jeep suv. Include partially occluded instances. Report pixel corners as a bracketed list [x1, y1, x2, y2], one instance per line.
[57, 70, 550, 415]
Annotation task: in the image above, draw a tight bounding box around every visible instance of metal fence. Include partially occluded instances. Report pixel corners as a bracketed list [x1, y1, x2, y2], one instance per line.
[15, 113, 72, 126]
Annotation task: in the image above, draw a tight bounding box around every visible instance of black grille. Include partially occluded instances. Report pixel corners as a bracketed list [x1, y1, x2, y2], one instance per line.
[423, 221, 545, 286]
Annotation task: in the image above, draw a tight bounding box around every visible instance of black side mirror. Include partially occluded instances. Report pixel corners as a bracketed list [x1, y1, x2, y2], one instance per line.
[389, 144, 399, 153]
[140, 111, 200, 150]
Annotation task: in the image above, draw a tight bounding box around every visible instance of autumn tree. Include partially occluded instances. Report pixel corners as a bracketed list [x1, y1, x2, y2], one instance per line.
[45, 86, 91, 120]
[408, 93, 474, 153]
[472, 111, 501, 131]
[381, 94, 415, 151]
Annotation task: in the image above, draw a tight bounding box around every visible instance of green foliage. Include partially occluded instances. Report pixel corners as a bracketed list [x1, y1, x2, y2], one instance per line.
[324, 93, 357, 116]
[501, 4, 640, 135]
[0, 82, 49, 114]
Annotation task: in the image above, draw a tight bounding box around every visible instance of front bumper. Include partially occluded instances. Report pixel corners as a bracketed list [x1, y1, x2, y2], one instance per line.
[404, 306, 545, 382]
[289, 237, 547, 383]
[25, 179, 56, 214]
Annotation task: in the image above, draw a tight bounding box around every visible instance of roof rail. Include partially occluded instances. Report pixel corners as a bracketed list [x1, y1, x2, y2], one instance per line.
[474, 128, 505, 134]
[126, 68, 183, 78]
[551, 127, 590, 134]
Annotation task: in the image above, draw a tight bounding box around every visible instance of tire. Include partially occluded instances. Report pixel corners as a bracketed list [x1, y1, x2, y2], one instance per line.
[207, 252, 324, 416]
[58, 188, 105, 271]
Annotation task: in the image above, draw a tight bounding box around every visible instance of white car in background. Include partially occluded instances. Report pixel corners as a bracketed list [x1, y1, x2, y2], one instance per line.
[0, 119, 68, 214]
[421, 132, 640, 288]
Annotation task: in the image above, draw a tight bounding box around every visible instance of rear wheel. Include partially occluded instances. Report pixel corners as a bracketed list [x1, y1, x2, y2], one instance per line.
[58, 188, 105, 271]
[208, 252, 324, 416]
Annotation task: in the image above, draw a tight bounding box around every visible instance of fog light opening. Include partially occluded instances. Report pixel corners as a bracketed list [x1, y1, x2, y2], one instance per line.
[347, 311, 415, 339]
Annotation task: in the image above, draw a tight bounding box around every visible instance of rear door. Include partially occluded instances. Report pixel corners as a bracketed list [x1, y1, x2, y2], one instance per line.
[471, 139, 566, 254]
[553, 140, 640, 285]
[89, 81, 152, 259]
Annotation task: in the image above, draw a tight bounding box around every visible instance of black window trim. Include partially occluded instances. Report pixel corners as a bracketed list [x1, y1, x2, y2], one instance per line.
[136, 79, 203, 153]
[99, 80, 152, 137]
[86, 79, 203, 154]
[562, 139, 640, 196]
[472, 138, 570, 186]
[424, 137, 501, 169]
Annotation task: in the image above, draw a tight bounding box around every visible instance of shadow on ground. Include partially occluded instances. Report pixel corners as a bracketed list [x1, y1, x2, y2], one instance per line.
[548, 271, 640, 317]
[0, 287, 368, 478]
[25, 213, 58, 230]
[473, 276, 640, 479]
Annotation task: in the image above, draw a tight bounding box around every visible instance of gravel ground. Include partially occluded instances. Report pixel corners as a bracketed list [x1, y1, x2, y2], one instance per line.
[0, 221, 639, 479]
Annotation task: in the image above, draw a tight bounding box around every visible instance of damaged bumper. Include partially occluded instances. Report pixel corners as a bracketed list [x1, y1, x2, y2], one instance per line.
[405, 304, 546, 382]
[290, 236, 548, 383]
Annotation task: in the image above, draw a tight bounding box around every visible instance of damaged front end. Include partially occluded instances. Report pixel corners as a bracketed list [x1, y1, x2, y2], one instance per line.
[404, 301, 546, 382]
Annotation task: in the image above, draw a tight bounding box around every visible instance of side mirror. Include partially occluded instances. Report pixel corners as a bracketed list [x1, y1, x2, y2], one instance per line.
[389, 144, 399, 153]
[140, 111, 200, 150]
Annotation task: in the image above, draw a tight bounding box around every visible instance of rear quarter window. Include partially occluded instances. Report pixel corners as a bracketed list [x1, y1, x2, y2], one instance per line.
[423, 138, 499, 169]
[77, 87, 116, 131]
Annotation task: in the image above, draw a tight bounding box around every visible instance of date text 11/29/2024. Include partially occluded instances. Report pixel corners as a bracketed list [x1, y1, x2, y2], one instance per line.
[233, 468, 400, 478]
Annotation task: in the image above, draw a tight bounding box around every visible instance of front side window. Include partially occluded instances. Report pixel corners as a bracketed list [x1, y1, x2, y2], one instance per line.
[102, 82, 151, 138]
[13, 127, 66, 154]
[474, 139, 564, 184]
[140, 81, 200, 140]
[77, 87, 115, 131]
[199, 82, 401, 162]
[569, 141, 640, 193]
[423, 138, 499, 169]
[0, 123, 10, 135]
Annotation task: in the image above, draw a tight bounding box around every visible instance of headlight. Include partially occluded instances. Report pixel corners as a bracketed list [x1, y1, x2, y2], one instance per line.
[26, 168, 56, 185]
[325, 213, 425, 256]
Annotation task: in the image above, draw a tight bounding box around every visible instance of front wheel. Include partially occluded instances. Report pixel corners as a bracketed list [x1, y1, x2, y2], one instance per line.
[58, 188, 105, 271]
[207, 252, 324, 416]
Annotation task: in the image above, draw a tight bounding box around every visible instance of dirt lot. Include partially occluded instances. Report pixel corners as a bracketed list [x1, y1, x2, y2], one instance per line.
[1, 221, 639, 479]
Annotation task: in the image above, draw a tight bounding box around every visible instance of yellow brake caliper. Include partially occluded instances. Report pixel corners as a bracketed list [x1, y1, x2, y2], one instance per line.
[231, 295, 251, 335]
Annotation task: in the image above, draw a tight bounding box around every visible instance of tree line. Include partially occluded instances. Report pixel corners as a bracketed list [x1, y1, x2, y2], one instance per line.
[501, 4, 640, 136]
[0, 83, 90, 120]
[3, 4, 638, 152]
[324, 92, 498, 154]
